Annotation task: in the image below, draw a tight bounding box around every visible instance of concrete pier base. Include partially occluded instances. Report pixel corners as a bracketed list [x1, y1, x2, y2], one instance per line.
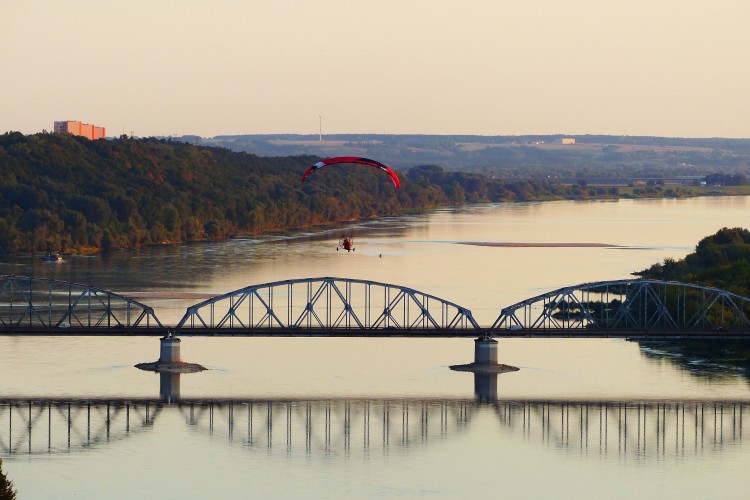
[449, 336, 519, 375]
[135, 335, 207, 374]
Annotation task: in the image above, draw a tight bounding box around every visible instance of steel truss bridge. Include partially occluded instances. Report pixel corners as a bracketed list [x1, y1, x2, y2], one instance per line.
[1, 275, 750, 337]
[0, 275, 163, 334]
[174, 276, 479, 335]
[1, 398, 746, 460]
[491, 279, 750, 337]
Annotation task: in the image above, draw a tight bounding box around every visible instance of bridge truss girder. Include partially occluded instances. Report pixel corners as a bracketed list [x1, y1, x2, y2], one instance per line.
[0, 275, 163, 331]
[174, 277, 479, 334]
[490, 279, 750, 333]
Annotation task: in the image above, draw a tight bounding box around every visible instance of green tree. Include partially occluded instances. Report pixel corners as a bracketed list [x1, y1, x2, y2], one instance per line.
[0, 458, 17, 500]
[0, 218, 20, 253]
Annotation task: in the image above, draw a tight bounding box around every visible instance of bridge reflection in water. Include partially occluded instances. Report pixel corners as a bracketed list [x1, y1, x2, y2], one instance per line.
[1, 394, 745, 460]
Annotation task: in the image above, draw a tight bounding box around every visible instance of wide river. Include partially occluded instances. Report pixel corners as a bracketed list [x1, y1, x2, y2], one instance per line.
[2, 197, 750, 498]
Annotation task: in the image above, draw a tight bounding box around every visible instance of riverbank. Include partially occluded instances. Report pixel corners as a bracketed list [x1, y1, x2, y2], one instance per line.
[15, 189, 750, 258]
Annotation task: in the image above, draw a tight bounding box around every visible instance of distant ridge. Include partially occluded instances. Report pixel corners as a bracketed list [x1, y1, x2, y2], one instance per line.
[177, 133, 750, 176]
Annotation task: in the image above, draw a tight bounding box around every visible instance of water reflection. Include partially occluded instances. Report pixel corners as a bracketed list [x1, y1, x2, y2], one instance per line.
[160, 373, 181, 402]
[0, 399, 160, 456]
[474, 374, 497, 402]
[2, 397, 745, 461]
[157, 371, 499, 403]
[497, 400, 748, 461]
[638, 340, 750, 382]
[2, 216, 416, 294]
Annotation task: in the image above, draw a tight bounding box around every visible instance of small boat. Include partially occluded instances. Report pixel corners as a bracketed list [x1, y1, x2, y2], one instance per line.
[41, 252, 64, 262]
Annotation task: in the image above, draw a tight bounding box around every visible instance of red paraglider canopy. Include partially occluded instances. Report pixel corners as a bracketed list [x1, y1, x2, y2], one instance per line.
[301, 156, 401, 188]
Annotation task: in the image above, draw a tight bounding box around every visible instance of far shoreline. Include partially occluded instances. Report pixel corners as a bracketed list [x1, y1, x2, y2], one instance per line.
[459, 241, 620, 248]
[8, 192, 749, 257]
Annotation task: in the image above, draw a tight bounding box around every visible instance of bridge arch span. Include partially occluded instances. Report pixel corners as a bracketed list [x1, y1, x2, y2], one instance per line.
[0, 275, 162, 331]
[174, 277, 479, 335]
[491, 279, 750, 333]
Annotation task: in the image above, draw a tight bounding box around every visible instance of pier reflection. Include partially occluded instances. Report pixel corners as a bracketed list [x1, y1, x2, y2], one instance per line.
[1, 396, 745, 461]
[160, 373, 180, 402]
[474, 373, 497, 402]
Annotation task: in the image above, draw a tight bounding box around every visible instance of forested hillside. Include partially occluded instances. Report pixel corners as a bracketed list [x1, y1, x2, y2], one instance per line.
[0, 132, 632, 254]
[636, 227, 750, 296]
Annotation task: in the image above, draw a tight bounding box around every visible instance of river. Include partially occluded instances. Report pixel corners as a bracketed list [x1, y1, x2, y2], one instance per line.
[1, 197, 749, 498]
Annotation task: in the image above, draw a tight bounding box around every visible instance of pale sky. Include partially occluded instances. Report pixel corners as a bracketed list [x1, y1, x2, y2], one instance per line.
[3, 0, 749, 138]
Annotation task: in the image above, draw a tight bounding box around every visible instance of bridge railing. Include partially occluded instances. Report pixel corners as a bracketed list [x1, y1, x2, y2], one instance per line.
[490, 279, 750, 333]
[0, 275, 163, 331]
[174, 277, 480, 334]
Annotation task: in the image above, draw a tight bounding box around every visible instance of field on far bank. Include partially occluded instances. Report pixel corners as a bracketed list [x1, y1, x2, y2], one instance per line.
[456, 142, 714, 153]
[269, 139, 350, 147]
[617, 185, 750, 196]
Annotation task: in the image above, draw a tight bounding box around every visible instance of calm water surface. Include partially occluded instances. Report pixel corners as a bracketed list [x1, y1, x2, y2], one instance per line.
[2, 197, 750, 498]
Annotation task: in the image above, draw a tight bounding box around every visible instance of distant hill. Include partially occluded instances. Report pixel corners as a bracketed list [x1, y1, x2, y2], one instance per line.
[180, 133, 750, 180]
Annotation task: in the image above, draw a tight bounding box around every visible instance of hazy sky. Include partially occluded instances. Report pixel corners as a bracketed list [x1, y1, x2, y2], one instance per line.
[3, 1, 749, 138]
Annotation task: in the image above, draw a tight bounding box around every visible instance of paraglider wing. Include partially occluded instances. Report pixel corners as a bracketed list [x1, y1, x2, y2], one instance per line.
[301, 156, 400, 188]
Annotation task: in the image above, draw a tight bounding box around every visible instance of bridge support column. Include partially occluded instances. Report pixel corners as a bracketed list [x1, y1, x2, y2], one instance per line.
[474, 338, 498, 366]
[159, 337, 181, 364]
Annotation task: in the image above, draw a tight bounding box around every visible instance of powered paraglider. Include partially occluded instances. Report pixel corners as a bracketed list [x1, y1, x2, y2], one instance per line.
[301, 157, 400, 188]
[337, 235, 355, 252]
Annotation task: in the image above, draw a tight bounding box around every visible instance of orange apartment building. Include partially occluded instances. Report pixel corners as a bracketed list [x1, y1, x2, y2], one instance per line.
[53, 120, 106, 140]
